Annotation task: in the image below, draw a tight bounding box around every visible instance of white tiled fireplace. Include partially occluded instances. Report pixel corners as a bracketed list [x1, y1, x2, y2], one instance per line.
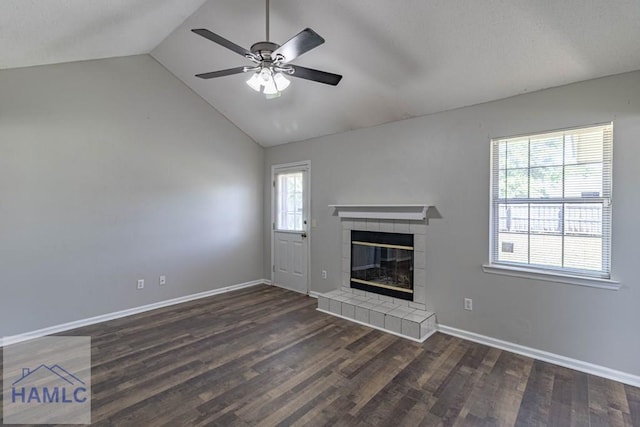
[317, 204, 437, 342]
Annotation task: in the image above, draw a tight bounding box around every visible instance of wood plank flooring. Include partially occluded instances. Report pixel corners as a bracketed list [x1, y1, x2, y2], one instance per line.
[2, 284, 638, 426]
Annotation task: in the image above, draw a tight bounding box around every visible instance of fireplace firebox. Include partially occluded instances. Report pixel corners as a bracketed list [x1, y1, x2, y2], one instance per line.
[350, 230, 414, 301]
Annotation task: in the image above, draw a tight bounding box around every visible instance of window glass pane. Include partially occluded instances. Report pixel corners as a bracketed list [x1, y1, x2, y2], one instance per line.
[565, 163, 603, 198]
[564, 236, 602, 271]
[505, 169, 528, 198]
[530, 133, 563, 167]
[506, 139, 529, 169]
[565, 130, 603, 165]
[499, 204, 529, 233]
[498, 233, 528, 263]
[530, 234, 562, 267]
[530, 204, 562, 234]
[564, 203, 602, 236]
[530, 166, 563, 198]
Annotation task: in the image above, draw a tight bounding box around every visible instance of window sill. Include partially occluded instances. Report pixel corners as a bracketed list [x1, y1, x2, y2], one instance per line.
[482, 264, 621, 290]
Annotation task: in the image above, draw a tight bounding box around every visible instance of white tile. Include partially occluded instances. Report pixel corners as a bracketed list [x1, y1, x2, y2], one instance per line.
[342, 229, 350, 243]
[402, 319, 421, 339]
[370, 311, 386, 328]
[352, 289, 366, 296]
[342, 257, 350, 274]
[385, 314, 402, 333]
[378, 295, 394, 302]
[342, 303, 355, 319]
[341, 286, 351, 293]
[342, 242, 350, 256]
[355, 306, 369, 323]
[414, 252, 426, 269]
[393, 221, 410, 233]
[421, 316, 437, 339]
[342, 220, 354, 230]
[365, 292, 379, 300]
[370, 303, 395, 314]
[329, 299, 342, 314]
[409, 302, 427, 311]
[354, 220, 366, 230]
[342, 272, 350, 287]
[414, 269, 426, 287]
[360, 300, 383, 309]
[366, 220, 380, 232]
[318, 296, 329, 311]
[324, 289, 345, 298]
[390, 298, 409, 307]
[404, 311, 433, 323]
[409, 222, 427, 235]
[414, 285, 426, 305]
[414, 235, 426, 252]
[388, 307, 414, 318]
[379, 220, 394, 233]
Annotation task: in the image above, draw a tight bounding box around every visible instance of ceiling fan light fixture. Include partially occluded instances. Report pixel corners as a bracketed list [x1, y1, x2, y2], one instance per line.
[274, 72, 290, 91]
[246, 67, 290, 98]
[246, 73, 262, 92]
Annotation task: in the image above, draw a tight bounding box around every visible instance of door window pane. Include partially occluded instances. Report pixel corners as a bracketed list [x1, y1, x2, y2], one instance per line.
[276, 172, 304, 231]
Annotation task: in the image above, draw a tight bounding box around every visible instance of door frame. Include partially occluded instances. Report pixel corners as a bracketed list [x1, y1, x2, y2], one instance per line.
[271, 160, 311, 295]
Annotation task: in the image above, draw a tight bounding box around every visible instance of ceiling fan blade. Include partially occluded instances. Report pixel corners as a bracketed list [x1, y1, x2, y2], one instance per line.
[195, 66, 248, 79]
[192, 29, 255, 59]
[288, 65, 342, 86]
[272, 28, 325, 62]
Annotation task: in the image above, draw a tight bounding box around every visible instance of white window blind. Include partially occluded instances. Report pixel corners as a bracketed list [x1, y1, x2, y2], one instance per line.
[490, 123, 612, 278]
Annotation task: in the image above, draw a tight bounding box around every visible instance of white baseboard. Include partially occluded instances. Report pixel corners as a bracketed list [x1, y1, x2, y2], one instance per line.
[438, 324, 640, 388]
[1, 279, 268, 348]
[269, 282, 310, 296]
[308, 291, 321, 299]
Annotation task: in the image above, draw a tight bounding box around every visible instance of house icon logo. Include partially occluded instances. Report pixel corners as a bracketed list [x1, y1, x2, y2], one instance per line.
[11, 364, 88, 404]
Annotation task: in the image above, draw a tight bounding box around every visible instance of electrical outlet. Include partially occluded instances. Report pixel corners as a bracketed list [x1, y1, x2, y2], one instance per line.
[464, 298, 473, 311]
[137, 279, 145, 290]
[321, 270, 327, 279]
[159, 275, 166, 286]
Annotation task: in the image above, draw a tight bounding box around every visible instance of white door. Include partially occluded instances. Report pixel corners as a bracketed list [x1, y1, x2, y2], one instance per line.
[272, 163, 309, 294]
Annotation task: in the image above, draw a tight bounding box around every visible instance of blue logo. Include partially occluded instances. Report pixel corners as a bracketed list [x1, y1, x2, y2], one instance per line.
[11, 364, 87, 404]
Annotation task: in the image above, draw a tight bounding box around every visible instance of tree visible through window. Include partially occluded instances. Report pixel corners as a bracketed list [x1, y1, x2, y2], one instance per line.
[490, 123, 612, 278]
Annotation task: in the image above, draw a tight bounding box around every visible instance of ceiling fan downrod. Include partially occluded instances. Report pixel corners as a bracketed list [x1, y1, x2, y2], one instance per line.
[265, 0, 270, 42]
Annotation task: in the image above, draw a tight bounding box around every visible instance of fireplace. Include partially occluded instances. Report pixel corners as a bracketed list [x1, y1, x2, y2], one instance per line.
[350, 230, 414, 301]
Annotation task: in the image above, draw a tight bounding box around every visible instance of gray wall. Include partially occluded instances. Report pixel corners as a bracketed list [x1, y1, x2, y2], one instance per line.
[264, 71, 640, 375]
[1, 55, 264, 336]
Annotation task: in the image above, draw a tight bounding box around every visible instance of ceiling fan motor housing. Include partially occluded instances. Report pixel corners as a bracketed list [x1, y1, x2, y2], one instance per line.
[250, 41, 280, 61]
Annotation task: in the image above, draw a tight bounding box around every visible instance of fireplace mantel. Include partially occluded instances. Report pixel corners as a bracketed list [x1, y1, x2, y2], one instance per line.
[329, 204, 433, 221]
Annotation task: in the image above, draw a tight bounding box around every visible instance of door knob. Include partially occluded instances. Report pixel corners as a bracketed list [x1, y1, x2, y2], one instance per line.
[301, 232, 307, 238]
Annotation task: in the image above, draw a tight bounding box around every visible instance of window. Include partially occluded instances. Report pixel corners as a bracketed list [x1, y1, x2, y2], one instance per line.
[489, 123, 612, 279]
[275, 171, 304, 231]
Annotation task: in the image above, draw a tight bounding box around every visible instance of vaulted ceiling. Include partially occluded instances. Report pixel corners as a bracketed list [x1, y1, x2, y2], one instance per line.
[3, 1, 640, 146]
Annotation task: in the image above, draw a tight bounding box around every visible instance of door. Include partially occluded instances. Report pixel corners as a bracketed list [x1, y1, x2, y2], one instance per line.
[272, 162, 310, 294]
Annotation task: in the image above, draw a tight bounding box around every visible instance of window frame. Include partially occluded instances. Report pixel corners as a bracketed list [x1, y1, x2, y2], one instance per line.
[484, 123, 620, 290]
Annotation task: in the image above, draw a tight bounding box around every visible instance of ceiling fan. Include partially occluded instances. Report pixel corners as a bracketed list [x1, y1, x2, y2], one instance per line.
[192, 0, 342, 99]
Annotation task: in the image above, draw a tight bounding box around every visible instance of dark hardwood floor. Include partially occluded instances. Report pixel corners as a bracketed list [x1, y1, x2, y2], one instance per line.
[2, 284, 639, 426]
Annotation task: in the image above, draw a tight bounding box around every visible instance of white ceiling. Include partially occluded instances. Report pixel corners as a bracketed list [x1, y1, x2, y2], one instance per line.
[0, 0, 207, 69]
[3, 1, 640, 147]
